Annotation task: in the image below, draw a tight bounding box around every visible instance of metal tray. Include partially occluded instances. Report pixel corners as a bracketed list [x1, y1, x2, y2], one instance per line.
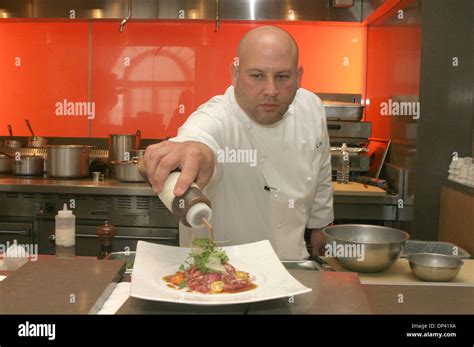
[282, 260, 320, 271]
[324, 102, 364, 121]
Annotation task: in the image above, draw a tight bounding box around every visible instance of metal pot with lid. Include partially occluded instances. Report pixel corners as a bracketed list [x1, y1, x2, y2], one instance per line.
[0, 151, 44, 176]
[112, 157, 146, 182]
[12, 156, 44, 176]
[108, 130, 141, 162]
[46, 145, 92, 178]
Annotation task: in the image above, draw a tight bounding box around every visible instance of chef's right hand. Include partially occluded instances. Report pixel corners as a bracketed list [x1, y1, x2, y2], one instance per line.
[143, 141, 215, 196]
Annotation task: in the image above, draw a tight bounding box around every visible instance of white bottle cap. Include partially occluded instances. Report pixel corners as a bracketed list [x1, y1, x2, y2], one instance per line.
[58, 203, 73, 217]
[186, 202, 212, 228]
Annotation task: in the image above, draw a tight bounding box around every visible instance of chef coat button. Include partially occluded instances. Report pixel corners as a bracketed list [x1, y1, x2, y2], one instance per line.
[301, 139, 306, 145]
[246, 123, 252, 130]
[302, 208, 306, 213]
[307, 176, 312, 181]
[259, 158, 265, 164]
[277, 224, 282, 228]
[273, 193, 278, 199]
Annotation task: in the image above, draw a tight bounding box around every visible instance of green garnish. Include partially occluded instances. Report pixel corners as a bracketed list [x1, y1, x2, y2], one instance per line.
[184, 238, 229, 274]
[178, 280, 187, 289]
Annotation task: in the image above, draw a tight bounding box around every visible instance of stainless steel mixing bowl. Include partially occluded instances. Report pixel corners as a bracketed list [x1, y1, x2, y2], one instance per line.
[322, 224, 409, 273]
[408, 253, 463, 282]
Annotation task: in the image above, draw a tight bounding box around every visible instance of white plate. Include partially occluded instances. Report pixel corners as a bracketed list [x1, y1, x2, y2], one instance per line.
[130, 240, 311, 305]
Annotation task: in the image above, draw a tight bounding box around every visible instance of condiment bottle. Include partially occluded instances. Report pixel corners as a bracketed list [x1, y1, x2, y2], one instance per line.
[55, 203, 76, 258]
[159, 172, 212, 228]
[337, 143, 350, 184]
[137, 159, 212, 228]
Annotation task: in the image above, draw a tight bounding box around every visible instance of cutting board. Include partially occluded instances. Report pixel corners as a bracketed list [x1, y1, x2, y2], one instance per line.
[332, 182, 386, 196]
[0, 258, 125, 314]
[357, 259, 474, 287]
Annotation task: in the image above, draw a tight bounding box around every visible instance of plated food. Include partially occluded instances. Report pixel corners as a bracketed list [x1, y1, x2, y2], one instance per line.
[163, 239, 256, 294]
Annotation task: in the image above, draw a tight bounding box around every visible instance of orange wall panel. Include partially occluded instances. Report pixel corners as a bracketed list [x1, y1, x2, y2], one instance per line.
[365, 25, 421, 139]
[91, 21, 366, 138]
[0, 22, 90, 137]
[1, 20, 366, 139]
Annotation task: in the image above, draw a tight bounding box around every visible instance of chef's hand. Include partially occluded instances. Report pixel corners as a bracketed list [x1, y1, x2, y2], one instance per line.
[311, 228, 327, 256]
[143, 140, 215, 196]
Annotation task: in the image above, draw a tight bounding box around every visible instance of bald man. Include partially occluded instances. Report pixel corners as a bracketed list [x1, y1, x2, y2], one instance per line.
[143, 26, 333, 260]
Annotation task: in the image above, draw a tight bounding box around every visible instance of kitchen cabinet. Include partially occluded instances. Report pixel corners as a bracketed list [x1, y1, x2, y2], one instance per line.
[438, 182, 474, 257]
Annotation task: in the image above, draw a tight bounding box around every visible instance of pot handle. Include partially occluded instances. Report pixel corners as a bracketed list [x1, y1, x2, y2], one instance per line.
[25, 118, 35, 137]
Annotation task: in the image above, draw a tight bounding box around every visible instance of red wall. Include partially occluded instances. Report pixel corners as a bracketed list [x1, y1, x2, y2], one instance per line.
[0, 20, 366, 139]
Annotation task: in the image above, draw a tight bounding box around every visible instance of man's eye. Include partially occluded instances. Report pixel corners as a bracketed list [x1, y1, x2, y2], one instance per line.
[278, 75, 290, 80]
[251, 74, 263, 79]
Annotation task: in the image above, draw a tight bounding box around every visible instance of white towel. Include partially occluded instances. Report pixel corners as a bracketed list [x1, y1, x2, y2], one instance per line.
[97, 282, 131, 314]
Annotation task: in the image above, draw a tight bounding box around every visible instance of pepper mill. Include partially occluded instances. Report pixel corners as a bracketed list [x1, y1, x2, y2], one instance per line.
[97, 221, 117, 259]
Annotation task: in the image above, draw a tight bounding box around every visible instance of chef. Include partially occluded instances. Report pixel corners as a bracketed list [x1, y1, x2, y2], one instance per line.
[143, 26, 333, 260]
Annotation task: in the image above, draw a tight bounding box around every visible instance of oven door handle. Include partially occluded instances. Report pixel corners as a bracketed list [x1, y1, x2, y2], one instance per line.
[75, 234, 176, 241]
[327, 124, 342, 130]
[0, 230, 30, 236]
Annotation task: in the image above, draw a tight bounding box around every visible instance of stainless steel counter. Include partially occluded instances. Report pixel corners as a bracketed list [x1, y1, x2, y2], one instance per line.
[0, 175, 398, 200]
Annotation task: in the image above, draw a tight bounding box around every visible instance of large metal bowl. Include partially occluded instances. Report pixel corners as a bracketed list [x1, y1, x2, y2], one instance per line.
[322, 224, 409, 273]
[408, 253, 463, 282]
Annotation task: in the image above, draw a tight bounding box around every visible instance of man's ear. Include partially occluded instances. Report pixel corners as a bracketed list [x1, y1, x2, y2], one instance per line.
[230, 62, 239, 87]
[297, 65, 303, 88]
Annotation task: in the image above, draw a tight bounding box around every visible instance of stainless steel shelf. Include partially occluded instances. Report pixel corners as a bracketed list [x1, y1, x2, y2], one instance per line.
[0, 176, 155, 196]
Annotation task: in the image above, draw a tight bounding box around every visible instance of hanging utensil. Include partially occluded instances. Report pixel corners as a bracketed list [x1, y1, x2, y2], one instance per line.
[25, 118, 47, 148]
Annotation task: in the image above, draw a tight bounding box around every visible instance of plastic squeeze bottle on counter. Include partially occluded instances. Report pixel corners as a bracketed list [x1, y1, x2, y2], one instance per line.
[55, 203, 76, 258]
[137, 158, 213, 235]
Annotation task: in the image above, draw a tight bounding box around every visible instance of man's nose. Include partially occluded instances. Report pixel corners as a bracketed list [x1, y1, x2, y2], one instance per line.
[262, 78, 279, 97]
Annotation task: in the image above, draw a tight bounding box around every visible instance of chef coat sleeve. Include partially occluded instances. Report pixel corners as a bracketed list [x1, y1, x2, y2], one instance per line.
[168, 106, 224, 184]
[306, 102, 334, 229]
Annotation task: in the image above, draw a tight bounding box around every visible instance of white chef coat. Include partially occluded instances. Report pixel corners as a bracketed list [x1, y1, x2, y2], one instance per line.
[170, 86, 334, 260]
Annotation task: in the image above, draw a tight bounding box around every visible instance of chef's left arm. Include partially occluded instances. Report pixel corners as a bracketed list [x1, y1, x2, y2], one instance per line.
[307, 111, 334, 256]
